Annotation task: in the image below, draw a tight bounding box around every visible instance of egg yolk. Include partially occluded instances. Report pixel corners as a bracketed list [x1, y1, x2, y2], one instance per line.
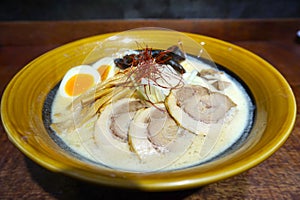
[65, 74, 94, 96]
[97, 65, 111, 81]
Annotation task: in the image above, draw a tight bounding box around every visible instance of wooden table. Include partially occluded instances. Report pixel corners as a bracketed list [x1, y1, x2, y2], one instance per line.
[1, 19, 300, 199]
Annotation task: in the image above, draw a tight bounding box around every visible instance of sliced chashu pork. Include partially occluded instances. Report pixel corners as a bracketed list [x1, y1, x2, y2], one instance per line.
[165, 85, 236, 135]
[128, 104, 195, 170]
[90, 98, 147, 170]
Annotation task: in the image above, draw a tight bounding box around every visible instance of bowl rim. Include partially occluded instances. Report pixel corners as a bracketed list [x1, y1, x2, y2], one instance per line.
[1, 31, 297, 191]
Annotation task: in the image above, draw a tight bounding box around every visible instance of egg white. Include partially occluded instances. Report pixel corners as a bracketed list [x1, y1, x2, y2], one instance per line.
[91, 57, 116, 80]
[59, 65, 101, 98]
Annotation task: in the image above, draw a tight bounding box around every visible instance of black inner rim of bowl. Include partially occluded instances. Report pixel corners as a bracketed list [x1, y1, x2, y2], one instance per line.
[42, 56, 256, 172]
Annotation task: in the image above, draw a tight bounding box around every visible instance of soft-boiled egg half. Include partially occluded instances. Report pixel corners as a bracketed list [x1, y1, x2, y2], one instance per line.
[59, 65, 101, 98]
[91, 57, 116, 81]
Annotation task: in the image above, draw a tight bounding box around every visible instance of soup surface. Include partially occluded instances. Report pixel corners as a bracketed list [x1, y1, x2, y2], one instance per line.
[49, 47, 254, 172]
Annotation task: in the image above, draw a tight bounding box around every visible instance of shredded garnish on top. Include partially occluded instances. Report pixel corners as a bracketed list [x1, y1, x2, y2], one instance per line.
[114, 46, 186, 108]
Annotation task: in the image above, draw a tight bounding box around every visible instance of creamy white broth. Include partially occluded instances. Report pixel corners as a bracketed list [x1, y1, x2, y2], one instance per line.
[50, 55, 254, 172]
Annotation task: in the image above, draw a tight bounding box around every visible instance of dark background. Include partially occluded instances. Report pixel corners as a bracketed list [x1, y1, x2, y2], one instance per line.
[1, 0, 300, 21]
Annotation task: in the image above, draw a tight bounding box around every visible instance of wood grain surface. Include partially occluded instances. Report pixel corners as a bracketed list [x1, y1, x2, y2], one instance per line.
[0, 19, 300, 199]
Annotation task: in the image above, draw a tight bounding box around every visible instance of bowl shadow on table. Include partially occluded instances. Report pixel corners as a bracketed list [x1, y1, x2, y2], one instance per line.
[24, 157, 198, 199]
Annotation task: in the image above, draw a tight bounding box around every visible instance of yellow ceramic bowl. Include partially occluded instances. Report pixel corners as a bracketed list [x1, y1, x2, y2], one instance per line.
[1, 29, 296, 191]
